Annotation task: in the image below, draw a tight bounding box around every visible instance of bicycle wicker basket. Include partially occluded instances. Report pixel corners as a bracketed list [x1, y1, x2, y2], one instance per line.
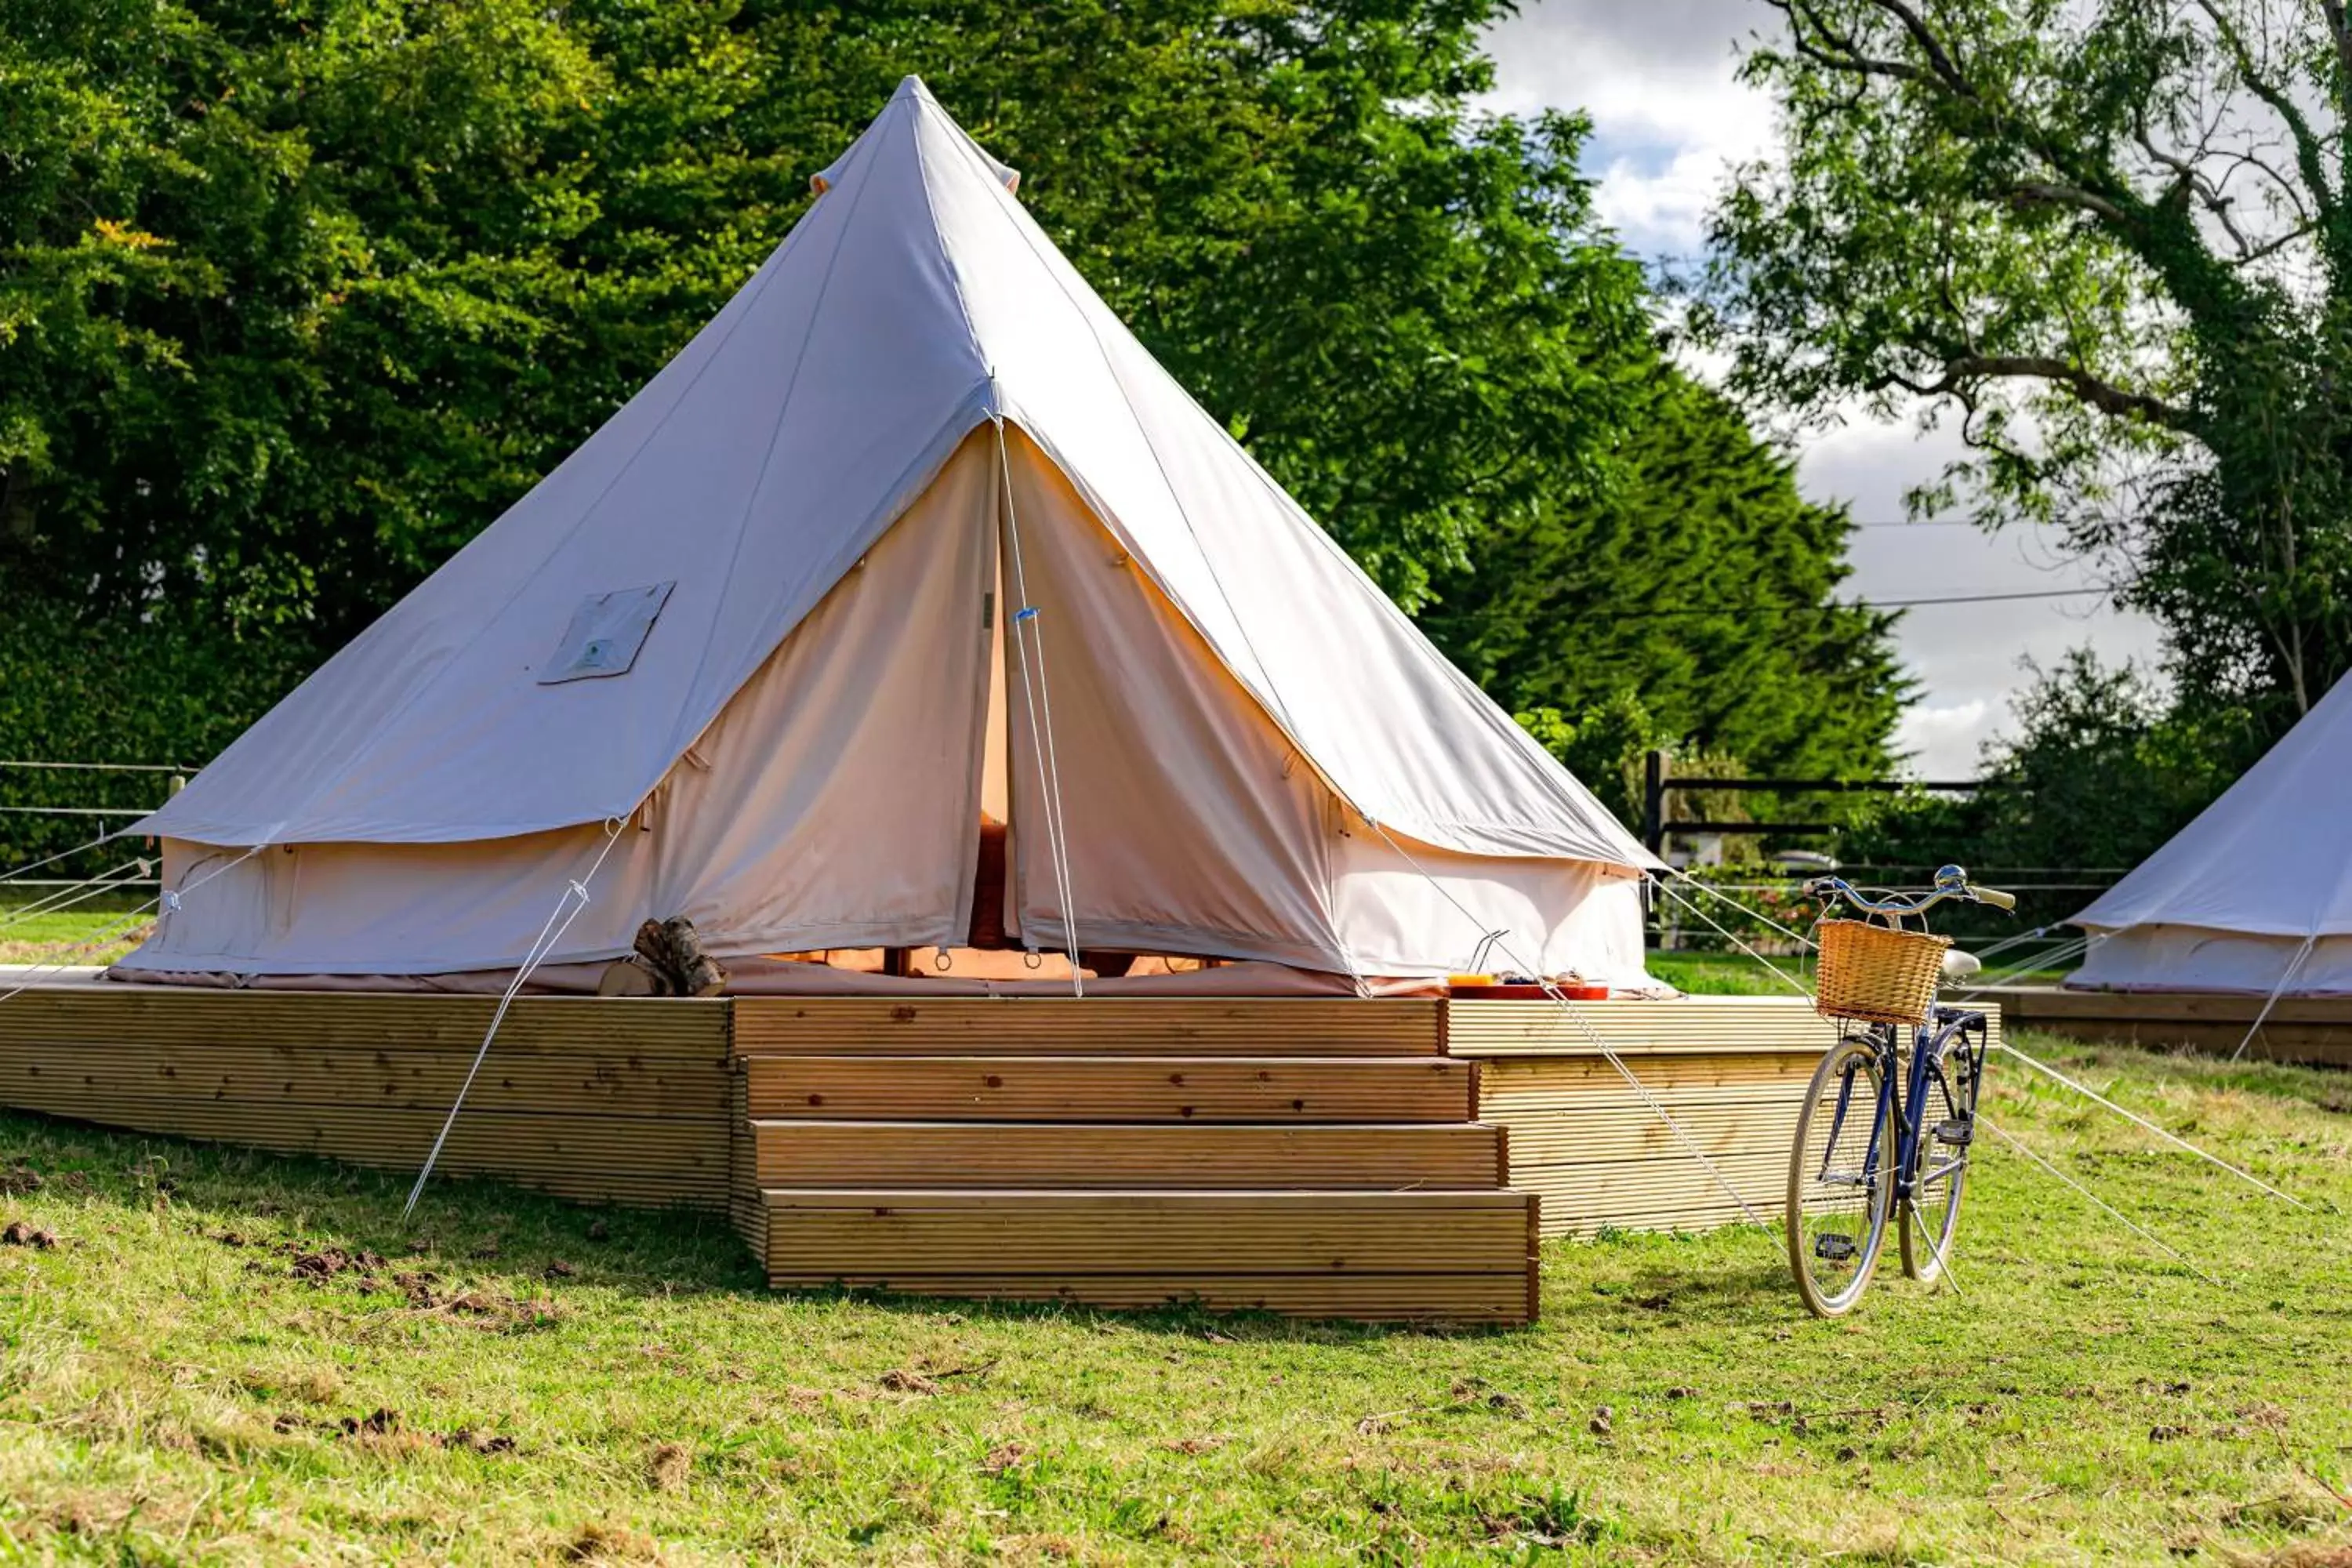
[1813, 919, 1952, 1026]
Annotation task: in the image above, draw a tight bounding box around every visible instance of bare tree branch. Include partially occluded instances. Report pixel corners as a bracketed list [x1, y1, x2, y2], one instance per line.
[2207, 143, 2314, 226]
[2133, 120, 2259, 256]
[1872, 354, 2198, 431]
[1861, 0, 1978, 97]
[2008, 180, 2133, 227]
[2191, 0, 2339, 216]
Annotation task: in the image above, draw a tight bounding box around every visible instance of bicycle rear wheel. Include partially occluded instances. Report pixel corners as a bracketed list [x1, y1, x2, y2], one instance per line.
[1786, 1035, 1893, 1317]
[1900, 1047, 1977, 1286]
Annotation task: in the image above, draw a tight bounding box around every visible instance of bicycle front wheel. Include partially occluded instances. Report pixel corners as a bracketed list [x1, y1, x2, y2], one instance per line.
[1786, 1035, 1893, 1317]
[1900, 1049, 1977, 1286]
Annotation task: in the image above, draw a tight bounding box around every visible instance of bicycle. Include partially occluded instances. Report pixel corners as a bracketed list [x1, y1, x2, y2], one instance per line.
[1784, 865, 2015, 1317]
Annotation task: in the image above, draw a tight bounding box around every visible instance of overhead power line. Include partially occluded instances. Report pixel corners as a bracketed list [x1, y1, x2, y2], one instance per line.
[1608, 586, 2108, 621]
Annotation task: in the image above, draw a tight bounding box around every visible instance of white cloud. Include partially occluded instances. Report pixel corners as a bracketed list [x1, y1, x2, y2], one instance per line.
[1892, 700, 1991, 777]
[1477, 0, 1773, 257]
[1588, 143, 1740, 260]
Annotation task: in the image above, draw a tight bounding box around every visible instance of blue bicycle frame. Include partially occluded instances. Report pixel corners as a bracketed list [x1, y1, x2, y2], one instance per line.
[1823, 1003, 1991, 1213]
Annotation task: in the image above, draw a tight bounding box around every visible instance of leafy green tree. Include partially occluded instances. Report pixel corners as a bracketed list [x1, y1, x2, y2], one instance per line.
[1, 0, 1650, 630]
[0, 599, 314, 866]
[1510, 693, 1663, 828]
[1425, 369, 1906, 789]
[1704, 0, 2352, 731]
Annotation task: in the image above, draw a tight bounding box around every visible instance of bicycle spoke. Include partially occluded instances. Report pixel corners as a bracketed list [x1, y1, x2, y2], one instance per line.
[1900, 1034, 1976, 1287]
[1788, 1036, 1892, 1316]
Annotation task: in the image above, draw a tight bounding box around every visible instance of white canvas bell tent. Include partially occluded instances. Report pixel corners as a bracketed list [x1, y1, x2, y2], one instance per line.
[2070, 670, 2352, 995]
[119, 78, 1659, 987]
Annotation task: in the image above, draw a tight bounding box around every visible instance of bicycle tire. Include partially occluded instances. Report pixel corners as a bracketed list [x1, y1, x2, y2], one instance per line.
[1900, 1045, 1977, 1286]
[1786, 1034, 1893, 1317]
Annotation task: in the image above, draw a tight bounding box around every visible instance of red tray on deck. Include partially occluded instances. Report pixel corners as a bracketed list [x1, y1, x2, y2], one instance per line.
[1450, 982, 1609, 1001]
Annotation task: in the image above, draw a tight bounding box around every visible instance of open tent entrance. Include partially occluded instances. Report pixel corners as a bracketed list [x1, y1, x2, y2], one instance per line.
[807, 421, 1347, 980]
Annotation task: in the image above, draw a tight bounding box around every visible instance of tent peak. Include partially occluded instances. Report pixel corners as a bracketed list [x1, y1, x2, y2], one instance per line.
[813, 78, 1021, 196]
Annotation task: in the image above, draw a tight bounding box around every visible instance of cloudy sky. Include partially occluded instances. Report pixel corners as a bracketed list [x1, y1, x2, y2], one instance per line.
[1479, 1, 2165, 776]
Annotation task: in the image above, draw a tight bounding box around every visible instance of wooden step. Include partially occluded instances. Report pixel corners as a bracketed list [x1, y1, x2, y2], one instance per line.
[747, 1120, 1508, 1190]
[760, 1189, 1539, 1323]
[740, 1054, 1476, 1123]
[731, 998, 1445, 1058]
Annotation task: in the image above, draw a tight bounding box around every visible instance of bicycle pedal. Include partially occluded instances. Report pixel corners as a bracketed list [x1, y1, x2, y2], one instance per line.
[1933, 1117, 1973, 1146]
[1813, 1233, 1857, 1262]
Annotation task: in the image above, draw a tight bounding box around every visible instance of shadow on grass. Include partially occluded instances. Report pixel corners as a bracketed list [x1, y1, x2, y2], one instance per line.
[0, 1107, 1527, 1345]
[1542, 1227, 1794, 1326]
[2023, 1038, 2352, 1116]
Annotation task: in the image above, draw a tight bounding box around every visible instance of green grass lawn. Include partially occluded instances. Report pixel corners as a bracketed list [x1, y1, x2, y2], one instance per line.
[2, 1036, 2347, 1563]
[0, 896, 155, 967]
[1646, 949, 2077, 996]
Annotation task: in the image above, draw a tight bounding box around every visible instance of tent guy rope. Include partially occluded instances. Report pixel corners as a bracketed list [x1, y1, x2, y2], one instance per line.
[0, 826, 128, 887]
[1989, 1042, 2312, 1210]
[0, 844, 267, 1006]
[0, 858, 152, 933]
[404, 818, 627, 1220]
[2229, 935, 2317, 1062]
[1978, 1116, 2223, 1287]
[1648, 876, 1816, 999]
[1661, 868, 1822, 952]
[993, 420, 1084, 997]
[1363, 820, 1772, 1232]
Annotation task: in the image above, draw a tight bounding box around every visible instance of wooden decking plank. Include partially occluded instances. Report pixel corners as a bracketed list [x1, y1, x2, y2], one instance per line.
[0, 1041, 731, 1119]
[0, 987, 728, 1057]
[1446, 996, 2002, 1058]
[1979, 985, 2352, 1066]
[766, 1273, 1532, 1321]
[2, 1093, 727, 1186]
[1475, 1053, 1818, 1098]
[1501, 1106, 1805, 1166]
[740, 1054, 1475, 1123]
[732, 998, 1445, 1058]
[749, 1121, 1507, 1190]
[760, 1189, 1534, 1275]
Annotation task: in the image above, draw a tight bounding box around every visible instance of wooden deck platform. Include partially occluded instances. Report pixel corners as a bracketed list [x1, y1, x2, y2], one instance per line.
[1977, 984, 2352, 1067]
[0, 982, 2002, 1319]
[1446, 995, 2001, 1236]
[0, 986, 733, 1207]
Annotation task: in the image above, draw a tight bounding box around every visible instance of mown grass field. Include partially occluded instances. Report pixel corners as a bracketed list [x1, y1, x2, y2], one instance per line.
[2, 1028, 2347, 1564]
[1645, 950, 2076, 996]
[0, 895, 155, 967]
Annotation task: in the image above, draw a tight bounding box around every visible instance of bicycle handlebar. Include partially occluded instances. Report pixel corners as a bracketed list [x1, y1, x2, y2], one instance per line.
[1802, 864, 2015, 916]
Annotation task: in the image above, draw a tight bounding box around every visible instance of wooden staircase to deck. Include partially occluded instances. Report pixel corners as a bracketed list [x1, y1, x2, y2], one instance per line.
[726, 999, 1541, 1324]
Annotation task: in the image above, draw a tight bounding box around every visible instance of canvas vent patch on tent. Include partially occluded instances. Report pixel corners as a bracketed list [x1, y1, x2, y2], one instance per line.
[539, 583, 677, 684]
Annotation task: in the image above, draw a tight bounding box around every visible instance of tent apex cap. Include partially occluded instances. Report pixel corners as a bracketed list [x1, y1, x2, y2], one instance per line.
[811, 77, 1021, 195]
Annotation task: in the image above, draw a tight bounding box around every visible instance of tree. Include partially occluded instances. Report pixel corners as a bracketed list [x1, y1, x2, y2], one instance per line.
[0, 0, 1653, 633]
[1421, 368, 1907, 793]
[1704, 0, 2352, 731]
